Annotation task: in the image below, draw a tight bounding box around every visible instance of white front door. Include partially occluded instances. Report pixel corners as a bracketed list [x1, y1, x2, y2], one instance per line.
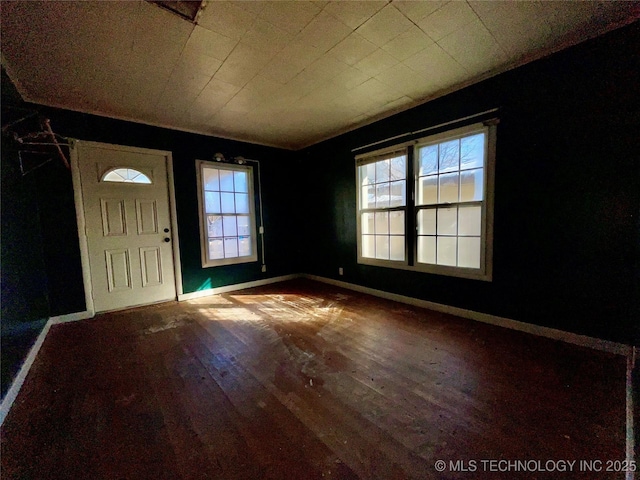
[76, 142, 177, 312]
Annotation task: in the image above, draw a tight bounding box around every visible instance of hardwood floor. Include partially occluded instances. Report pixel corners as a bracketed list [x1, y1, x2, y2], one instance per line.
[1, 279, 627, 479]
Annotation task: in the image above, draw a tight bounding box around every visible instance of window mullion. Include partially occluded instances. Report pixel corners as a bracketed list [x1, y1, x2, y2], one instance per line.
[406, 145, 415, 266]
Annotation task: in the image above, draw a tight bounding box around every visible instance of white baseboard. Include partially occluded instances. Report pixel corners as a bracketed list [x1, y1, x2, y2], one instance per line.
[0, 319, 53, 427]
[49, 310, 94, 324]
[178, 274, 301, 301]
[303, 274, 632, 357]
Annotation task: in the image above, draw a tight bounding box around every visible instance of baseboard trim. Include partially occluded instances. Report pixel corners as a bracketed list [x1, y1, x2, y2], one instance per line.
[49, 310, 94, 324]
[303, 274, 632, 357]
[178, 274, 301, 301]
[0, 319, 53, 427]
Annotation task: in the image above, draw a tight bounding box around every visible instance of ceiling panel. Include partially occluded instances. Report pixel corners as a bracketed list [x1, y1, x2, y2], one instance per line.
[1, 0, 637, 150]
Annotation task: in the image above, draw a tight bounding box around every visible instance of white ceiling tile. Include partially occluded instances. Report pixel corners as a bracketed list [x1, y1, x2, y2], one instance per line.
[275, 40, 326, 68]
[243, 75, 287, 96]
[417, 1, 478, 41]
[183, 26, 238, 62]
[176, 51, 223, 78]
[354, 48, 400, 77]
[258, 58, 305, 84]
[327, 33, 378, 66]
[331, 66, 372, 90]
[381, 24, 434, 61]
[197, 1, 258, 39]
[284, 69, 326, 98]
[403, 43, 467, 84]
[213, 42, 274, 87]
[392, 0, 448, 23]
[323, 1, 387, 30]
[241, 17, 294, 55]
[438, 17, 507, 73]
[305, 55, 351, 82]
[198, 77, 242, 104]
[295, 11, 353, 52]
[259, 1, 322, 34]
[374, 62, 429, 98]
[356, 4, 414, 47]
[467, 0, 504, 19]
[234, 0, 267, 15]
[163, 69, 212, 98]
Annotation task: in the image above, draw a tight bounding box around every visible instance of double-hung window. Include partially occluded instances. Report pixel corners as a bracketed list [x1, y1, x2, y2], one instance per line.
[357, 121, 496, 281]
[197, 161, 258, 267]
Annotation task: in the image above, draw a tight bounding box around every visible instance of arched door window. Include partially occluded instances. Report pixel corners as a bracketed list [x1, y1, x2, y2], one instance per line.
[101, 168, 152, 184]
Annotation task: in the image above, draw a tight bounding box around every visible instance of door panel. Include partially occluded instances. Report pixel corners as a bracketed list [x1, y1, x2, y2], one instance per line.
[77, 142, 176, 312]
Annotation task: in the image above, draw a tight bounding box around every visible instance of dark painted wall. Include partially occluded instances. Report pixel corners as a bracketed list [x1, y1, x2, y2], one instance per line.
[300, 23, 640, 345]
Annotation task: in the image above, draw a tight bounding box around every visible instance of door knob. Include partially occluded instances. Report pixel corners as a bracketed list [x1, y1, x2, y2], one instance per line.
[164, 237, 171, 243]
[164, 228, 170, 233]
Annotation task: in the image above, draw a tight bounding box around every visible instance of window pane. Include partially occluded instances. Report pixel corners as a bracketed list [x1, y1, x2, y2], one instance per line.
[223, 216, 237, 236]
[224, 237, 238, 258]
[458, 205, 482, 236]
[362, 234, 375, 258]
[459, 168, 483, 202]
[419, 145, 438, 176]
[437, 237, 457, 266]
[390, 155, 406, 180]
[238, 236, 252, 257]
[203, 168, 220, 190]
[235, 193, 249, 214]
[237, 215, 250, 235]
[362, 212, 374, 234]
[458, 237, 481, 268]
[418, 175, 437, 205]
[375, 235, 389, 260]
[205, 191, 221, 213]
[208, 239, 224, 260]
[389, 180, 406, 207]
[460, 133, 484, 170]
[375, 184, 390, 208]
[418, 236, 436, 264]
[234, 171, 248, 192]
[437, 207, 457, 235]
[417, 209, 436, 235]
[439, 139, 459, 173]
[375, 212, 389, 234]
[438, 173, 459, 203]
[390, 236, 405, 261]
[207, 215, 223, 237]
[219, 170, 234, 191]
[375, 159, 390, 183]
[221, 192, 235, 213]
[389, 211, 404, 235]
[361, 163, 375, 187]
[361, 185, 375, 209]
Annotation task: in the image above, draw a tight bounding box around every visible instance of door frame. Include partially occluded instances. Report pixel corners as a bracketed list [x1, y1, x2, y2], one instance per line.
[70, 140, 183, 316]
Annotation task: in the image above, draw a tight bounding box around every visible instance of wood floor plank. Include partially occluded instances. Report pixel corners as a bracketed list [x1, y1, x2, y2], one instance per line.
[1, 279, 627, 479]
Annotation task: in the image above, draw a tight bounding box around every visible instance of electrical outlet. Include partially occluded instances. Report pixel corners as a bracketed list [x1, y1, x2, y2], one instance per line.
[261, 265, 266, 272]
[338, 267, 343, 276]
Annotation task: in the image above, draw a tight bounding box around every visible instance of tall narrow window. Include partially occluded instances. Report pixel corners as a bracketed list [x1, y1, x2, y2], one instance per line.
[357, 150, 408, 265]
[356, 121, 496, 281]
[197, 161, 258, 267]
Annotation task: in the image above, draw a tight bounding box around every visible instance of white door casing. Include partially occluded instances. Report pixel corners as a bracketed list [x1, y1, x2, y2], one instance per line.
[73, 141, 180, 313]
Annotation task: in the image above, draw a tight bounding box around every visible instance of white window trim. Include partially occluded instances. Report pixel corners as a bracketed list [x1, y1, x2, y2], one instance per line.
[356, 120, 496, 282]
[196, 160, 259, 268]
[356, 145, 410, 269]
